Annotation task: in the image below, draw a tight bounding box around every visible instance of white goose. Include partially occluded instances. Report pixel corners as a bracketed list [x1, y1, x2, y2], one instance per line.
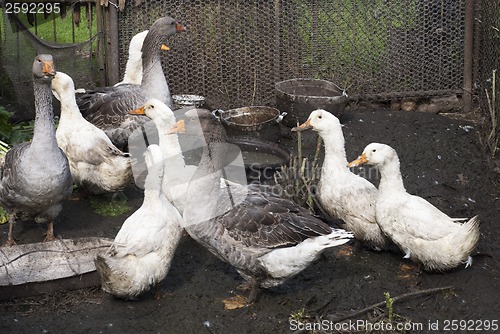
[129, 99, 196, 213]
[293, 109, 392, 250]
[114, 30, 149, 86]
[94, 144, 183, 298]
[348, 142, 480, 271]
[129, 100, 241, 213]
[52, 71, 132, 194]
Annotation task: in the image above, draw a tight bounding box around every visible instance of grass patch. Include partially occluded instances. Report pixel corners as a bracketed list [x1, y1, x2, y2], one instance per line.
[89, 193, 131, 217]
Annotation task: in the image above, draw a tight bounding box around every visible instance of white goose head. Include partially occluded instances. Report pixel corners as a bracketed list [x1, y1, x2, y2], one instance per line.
[130, 98, 176, 124]
[51, 72, 75, 101]
[348, 143, 398, 167]
[292, 109, 341, 133]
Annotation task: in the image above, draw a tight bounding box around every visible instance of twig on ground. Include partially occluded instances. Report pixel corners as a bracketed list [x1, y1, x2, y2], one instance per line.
[326, 286, 454, 323]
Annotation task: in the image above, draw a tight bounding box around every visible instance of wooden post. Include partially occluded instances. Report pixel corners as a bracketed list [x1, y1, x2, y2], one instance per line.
[463, 0, 475, 113]
[104, 2, 120, 85]
[95, 1, 106, 86]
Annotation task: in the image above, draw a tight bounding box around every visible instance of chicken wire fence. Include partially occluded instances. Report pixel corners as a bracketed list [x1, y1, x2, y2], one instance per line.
[0, 1, 100, 120]
[117, 0, 473, 109]
[0, 0, 498, 116]
[474, 0, 499, 122]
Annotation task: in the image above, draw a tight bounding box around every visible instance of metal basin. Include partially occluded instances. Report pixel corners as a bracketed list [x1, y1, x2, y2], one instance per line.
[275, 78, 348, 127]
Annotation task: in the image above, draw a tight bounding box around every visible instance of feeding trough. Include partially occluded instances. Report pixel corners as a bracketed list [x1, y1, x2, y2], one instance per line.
[215, 106, 287, 143]
[228, 137, 290, 182]
[275, 78, 348, 127]
[172, 94, 205, 109]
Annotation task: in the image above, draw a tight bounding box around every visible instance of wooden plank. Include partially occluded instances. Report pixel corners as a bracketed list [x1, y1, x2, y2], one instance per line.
[0, 237, 111, 286]
[0, 271, 101, 301]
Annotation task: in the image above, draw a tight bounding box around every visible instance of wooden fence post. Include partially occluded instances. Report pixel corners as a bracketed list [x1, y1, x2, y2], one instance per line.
[104, 2, 120, 85]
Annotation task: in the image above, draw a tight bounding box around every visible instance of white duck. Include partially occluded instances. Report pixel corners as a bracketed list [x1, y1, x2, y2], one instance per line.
[94, 144, 184, 299]
[169, 109, 353, 306]
[293, 109, 392, 251]
[52, 71, 132, 194]
[129, 100, 241, 213]
[348, 142, 480, 271]
[114, 30, 149, 86]
[129, 99, 196, 212]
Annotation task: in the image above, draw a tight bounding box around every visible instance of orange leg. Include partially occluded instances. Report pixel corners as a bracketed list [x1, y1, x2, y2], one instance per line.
[3, 213, 17, 247]
[43, 222, 56, 242]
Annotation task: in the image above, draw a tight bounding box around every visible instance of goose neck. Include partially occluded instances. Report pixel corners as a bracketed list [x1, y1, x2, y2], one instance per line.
[378, 157, 406, 194]
[321, 129, 349, 171]
[32, 79, 58, 150]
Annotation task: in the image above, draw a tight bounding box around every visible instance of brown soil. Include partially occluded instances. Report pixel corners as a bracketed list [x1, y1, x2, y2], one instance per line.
[1, 108, 499, 334]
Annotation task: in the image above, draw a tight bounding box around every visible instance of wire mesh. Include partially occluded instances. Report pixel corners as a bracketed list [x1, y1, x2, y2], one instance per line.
[474, 0, 499, 156]
[117, 0, 469, 108]
[0, 1, 496, 116]
[0, 1, 99, 120]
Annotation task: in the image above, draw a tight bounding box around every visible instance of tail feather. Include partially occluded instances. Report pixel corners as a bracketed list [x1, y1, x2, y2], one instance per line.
[94, 253, 162, 299]
[260, 227, 353, 281]
[459, 215, 480, 254]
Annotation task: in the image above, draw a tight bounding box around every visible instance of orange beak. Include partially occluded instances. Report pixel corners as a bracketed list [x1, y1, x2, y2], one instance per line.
[43, 60, 56, 76]
[167, 120, 186, 134]
[175, 22, 187, 32]
[129, 106, 145, 115]
[161, 44, 170, 51]
[347, 153, 368, 167]
[291, 118, 312, 132]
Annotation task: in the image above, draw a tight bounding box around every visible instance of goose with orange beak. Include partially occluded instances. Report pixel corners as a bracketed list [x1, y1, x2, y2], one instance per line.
[75, 16, 187, 150]
[167, 109, 352, 308]
[292, 109, 392, 251]
[348, 142, 480, 271]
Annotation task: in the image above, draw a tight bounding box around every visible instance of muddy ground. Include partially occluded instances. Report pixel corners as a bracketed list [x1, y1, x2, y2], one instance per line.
[0, 108, 499, 333]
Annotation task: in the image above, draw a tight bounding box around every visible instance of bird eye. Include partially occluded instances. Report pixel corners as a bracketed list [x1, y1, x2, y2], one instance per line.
[151, 105, 155, 109]
[318, 115, 322, 119]
[372, 149, 376, 152]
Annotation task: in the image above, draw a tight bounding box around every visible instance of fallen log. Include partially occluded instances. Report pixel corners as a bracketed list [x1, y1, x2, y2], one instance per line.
[0, 237, 111, 300]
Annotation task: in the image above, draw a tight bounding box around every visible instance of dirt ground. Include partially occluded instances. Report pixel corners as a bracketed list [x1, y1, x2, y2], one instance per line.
[0, 108, 499, 333]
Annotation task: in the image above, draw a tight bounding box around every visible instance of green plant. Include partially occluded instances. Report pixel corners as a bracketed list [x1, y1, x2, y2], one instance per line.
[89, 193, 131, 217]
[9, 120, 35, 145]
[13, 6, 98, 45]
[289, 307, 312, 324]
[274, 132, 322, 211]
[0, 204, 9, 224]
[484, 69, 498, 159]
[0, 106, 14, 142]
[384, 291, 394, 323]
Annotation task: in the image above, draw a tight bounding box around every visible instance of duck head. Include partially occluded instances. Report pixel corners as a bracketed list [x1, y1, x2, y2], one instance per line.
[291, 109, 340, 133]
[130, 98, 175, 123]
[51, 72, 75, 101]
[153, 16, 186, 34]
[348, 143, 396, 167]
[33, 54, 56, 81]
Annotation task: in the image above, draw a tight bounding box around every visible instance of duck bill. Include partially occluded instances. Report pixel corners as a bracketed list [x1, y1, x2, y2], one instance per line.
[175, 22, 187, 32]
[291, 118, 312, 132]
[43, 60, 56, 77]
[167, 120, 185, 134]
[129, 106, 145, 115]
[347, 153, 368, 167]
[161, 44, 170, 51]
